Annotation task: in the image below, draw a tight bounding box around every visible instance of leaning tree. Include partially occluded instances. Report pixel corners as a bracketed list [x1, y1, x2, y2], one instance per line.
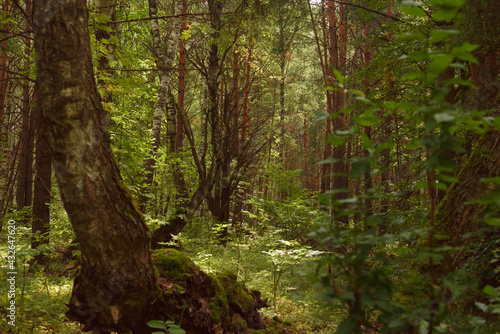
[33, 0, 157, 331]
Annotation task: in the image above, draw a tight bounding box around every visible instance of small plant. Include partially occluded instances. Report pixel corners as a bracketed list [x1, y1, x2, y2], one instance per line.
[147, 319, 186, 334]
[263, 239, 322, 309]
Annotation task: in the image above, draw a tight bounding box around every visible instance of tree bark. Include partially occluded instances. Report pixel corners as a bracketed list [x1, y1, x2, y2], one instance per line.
[16, 0, 34, 217]
[142, 0, 183, 208]
[95, 0, 117, 129]
[33, 1, 156, 331]
[0, 0, 10, 141]
[363, 23, 373, 217]
[32, 91, 52, 267]
[328, 0, 348, 225]
[176, 0, 188, 151]
[436, 27, 500, 270]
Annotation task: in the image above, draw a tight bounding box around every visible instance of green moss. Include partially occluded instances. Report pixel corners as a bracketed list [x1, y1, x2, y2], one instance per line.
[152, 248, 195, 282]
[229, 283, 254, 314]
[230, 314, 248, 331]
[210, 272, 254, 314]
[208, 274, 229, 323]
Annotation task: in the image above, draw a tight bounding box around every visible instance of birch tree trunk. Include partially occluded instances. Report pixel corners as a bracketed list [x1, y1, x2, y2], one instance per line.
[33, 0, 156, 331]
[142, 0, 183, 206]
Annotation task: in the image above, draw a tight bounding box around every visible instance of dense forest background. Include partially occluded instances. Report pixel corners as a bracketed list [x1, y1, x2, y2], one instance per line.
[1, 0, 500, 333]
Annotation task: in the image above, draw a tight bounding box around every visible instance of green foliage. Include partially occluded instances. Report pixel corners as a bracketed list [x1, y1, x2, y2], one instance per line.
[0, 245, 79, 333]
[309, 1, 500, 332]
[147, 319, 186, 334]
[244, 190, 320, 242]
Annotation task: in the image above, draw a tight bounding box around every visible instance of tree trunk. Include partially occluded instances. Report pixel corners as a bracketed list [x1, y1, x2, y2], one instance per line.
[33, 1, 156, 331]
[328, 0, 348, 225]
[241, 44, 252, 147]
[32, 91, 52, 267]
[0, 0, 9, 141]
[16, 0, 34, 217]
[152, 0, 223, 246]
[95, 0, 117, 129]
[142, 0, 183, 208]
[321, 0, 332, 192]
[176, 0, 188, 151]
[436, 41, 500, 271]
[363, 23, 373, 217]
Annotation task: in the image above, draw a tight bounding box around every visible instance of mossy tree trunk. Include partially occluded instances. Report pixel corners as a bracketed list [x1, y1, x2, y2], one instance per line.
[33, 0, 157, 331]
[436, 5, 500, 269]
[436, 130, 500, 270]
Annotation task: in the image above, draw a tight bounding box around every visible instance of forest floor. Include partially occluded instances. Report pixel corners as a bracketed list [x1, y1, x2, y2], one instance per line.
[0, 226, 339, 334]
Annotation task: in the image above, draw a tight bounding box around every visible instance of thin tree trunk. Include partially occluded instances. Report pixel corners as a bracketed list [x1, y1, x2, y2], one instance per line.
[321, 0, 332, 192]
[95, 0, 117, 129]
[241, 44, 252, 147]
[0, 0, 10, 141]
[142, 0, 183, 207]
[328, 0, 348, 225]
[33, 1, 156, 331]
[32, 90, 52, 267]
[176, 0, 188, 151]
[16, 0, 34, 215]
[363, 23, 373, 217]
[380, 3, 393, 222]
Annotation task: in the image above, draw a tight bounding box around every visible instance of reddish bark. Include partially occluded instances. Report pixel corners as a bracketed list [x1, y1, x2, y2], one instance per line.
[0, 0, 10, 139]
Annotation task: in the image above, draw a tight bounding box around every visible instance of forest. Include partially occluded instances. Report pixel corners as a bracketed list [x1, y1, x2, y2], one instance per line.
[0, 0, 499, 333]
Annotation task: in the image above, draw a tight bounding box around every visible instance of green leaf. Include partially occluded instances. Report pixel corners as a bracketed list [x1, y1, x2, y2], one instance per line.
[402, 5, 427, 17]
[435, 182, 448, 191]
[484, 218, 500, 227]
[436, 173, 458, 183]
[430, 29, 460, 42]
[319, 156, 341, 165]
[354, 96, 377, 107]
[483, 285, 500, 297]
[443, 77, 475, 87]
[434, 112, 455, 123]
[398, 32, 427, 41]
[374, 142, 394, 155]
[403, 71, 424, 81]
[481, 177, 500, 185]
[430, 0, 465, 22]
[451, 42, 479, 63]
[314, 110, 330, 122]
[327, 133, 347, 146]
[428, 54, 454, 76]
[332, 68, 344, 86]
[360, 133, 373, 149]
[147, 320, 166, 329]
[408, 50, 429, 62]
[475, 302, 489, 312]
[336, 318, 354, 334]
[354, 116, 380, 127]
[416, 181, 428, 190]
[351, 157, 371, 178]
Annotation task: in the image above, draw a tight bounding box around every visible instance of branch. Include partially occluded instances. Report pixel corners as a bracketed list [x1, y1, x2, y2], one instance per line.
[327, 0, 408, 24]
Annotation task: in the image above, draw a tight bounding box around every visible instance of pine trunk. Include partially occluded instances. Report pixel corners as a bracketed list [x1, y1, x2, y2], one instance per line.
[32, 91, 52, 266]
